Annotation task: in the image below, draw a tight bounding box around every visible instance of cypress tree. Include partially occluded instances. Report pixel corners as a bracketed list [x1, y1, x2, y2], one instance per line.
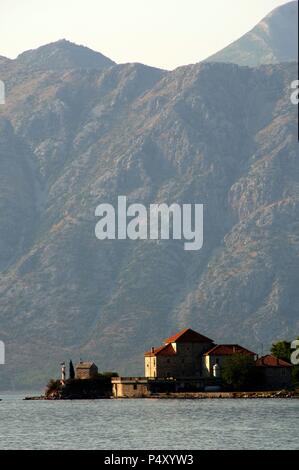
[69, 360, 75, 380]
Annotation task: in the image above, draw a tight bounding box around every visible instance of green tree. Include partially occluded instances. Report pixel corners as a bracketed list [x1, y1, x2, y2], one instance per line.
[102, 371, 119, 378]
[270, 341, 291, 362]
[221, 354, 260, 390]
[271, 338, 299, 388]
[69, 360, 75, 380]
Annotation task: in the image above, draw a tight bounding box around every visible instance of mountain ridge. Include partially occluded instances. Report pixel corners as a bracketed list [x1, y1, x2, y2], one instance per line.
[15, 38, 116, 71]
[2, 1, 297, 72]
[206, 1, 298, 66]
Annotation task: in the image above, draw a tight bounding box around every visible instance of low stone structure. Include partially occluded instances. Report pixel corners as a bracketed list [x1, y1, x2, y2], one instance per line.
[112, 377, 151, 398]
[111, 376, 209, 398]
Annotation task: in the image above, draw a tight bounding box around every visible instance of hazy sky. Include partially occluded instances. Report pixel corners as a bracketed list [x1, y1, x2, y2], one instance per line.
[0, 0, 293, 70]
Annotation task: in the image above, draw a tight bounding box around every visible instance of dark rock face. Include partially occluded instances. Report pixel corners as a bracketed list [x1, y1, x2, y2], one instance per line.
[0, 6, 298, 389]
[207, 1, 298, 66]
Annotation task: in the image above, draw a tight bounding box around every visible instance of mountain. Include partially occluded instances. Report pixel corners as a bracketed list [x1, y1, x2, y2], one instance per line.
[207, 1, 298, 66]
[16, 39, 116, 71]
[0, 56, 11, 65]
[0, 118, 36, 271]
[0, 14, 298, 388]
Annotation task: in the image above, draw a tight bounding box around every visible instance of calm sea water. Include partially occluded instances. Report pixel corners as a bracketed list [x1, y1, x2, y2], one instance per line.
[0, 393, 298, 450]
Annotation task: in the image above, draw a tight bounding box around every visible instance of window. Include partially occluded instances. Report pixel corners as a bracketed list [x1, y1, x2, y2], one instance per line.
[133, 384, 137, 390]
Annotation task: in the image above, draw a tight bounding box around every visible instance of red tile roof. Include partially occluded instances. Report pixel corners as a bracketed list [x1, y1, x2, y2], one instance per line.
[144, 343, 176, 357]
[164, 328, 213, 345]
[256, 355, 292, 368]
[204, 344, 256, 356]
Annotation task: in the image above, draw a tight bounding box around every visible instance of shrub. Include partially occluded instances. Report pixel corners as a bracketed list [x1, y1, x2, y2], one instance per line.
[45, 379, 61, 397]
[102, 371, 119, 378]
[221, 355, 261, 390]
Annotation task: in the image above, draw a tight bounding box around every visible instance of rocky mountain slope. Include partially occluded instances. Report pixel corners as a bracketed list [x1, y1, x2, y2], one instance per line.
[16, 39, 115, 71]
[207, 1, 298, 66]
[0, 5, 298, 388]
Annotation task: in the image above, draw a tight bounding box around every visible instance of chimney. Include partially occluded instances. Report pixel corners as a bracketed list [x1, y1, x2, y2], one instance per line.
[151, 347, 155, 354]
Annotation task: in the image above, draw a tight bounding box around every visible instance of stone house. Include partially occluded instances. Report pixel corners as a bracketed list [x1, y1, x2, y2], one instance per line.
[75, 361, 98, 379]
[144, 328, 215, 378]
[203, 344, 257, 377]
[255, 355, 292, 389]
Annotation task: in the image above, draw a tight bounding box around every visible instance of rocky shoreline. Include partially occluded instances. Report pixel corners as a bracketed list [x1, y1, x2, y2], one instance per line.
[24, 390, 298, 400]
[24, 395, 111, 400]
[146, 390, 297, 399]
